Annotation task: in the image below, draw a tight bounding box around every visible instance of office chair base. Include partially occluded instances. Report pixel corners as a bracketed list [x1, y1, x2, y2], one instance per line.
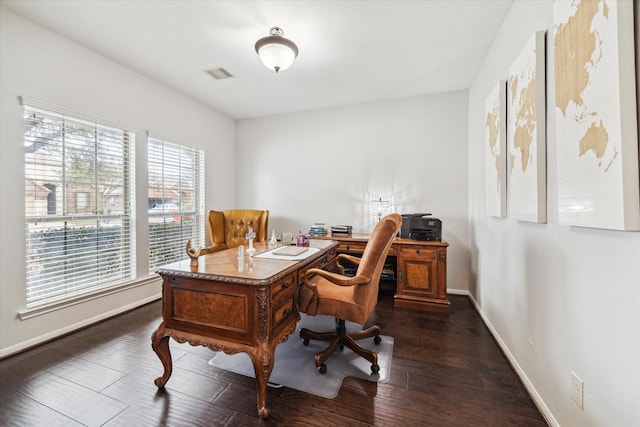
[300, 319, 381, 374]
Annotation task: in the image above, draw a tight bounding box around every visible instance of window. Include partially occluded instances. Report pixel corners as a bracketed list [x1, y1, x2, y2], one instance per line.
[76, 192, 89, 210]
[23, 102, 135, 307]
[148, 136, 204, 271]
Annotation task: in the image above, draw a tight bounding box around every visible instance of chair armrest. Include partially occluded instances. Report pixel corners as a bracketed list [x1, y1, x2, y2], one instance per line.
[304, 268, 369, 287]
[335, 253, 360, 275]
[337, 253, 361, 265]
[207, 210, 226, 247]
[208, 243, 226, 253]
[300, 268, 369, 315]
[257, 210, 269, 241]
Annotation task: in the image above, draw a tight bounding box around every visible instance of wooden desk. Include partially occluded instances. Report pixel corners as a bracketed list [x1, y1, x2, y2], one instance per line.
[151, 239, 338, 419]
[314, 233, 450, 313]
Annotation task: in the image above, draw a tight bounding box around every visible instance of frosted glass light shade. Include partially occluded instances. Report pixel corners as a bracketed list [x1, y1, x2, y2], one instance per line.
[257, 43, 296, 72]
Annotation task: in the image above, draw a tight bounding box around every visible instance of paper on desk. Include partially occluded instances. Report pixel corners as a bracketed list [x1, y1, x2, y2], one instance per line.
[255, 246, 320, 260]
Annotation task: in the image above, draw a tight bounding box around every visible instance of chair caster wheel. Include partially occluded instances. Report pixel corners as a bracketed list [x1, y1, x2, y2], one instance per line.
[374, 335, 381, 344]
[319, 364, 327, 374]
[371, 364, 380, 374]
[303, 337, 309, 346]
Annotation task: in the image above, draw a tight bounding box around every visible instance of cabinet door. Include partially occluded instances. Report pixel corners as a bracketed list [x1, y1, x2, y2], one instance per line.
[397, 246, 438, 299]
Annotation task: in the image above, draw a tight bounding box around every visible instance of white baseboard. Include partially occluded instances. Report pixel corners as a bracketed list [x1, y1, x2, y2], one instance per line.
[0, 294, 161, 359]
[466, 293, 558, 427]
[446, 288, 468, 295]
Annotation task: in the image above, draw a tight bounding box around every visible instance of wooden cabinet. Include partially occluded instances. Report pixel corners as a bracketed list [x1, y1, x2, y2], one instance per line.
[394, 242, 449, 313]
[316, 234, 449, 313]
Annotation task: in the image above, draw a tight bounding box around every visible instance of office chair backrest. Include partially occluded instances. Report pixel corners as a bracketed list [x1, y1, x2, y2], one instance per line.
[353, 213, 402, 311]
[208, 209, 269, 252]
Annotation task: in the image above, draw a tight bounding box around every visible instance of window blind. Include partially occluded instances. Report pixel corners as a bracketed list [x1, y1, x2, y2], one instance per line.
[24, 105, 136, 307]
[148, 136, 205, 271]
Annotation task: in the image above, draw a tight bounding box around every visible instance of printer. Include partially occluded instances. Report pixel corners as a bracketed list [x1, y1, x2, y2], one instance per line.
[400, 213, 442, 241]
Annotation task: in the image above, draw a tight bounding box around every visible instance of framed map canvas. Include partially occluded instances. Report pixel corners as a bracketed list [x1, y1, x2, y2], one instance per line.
[485, 81, 507, 217]
[554, 0, 640, 230]
[507, 31, 547, 223]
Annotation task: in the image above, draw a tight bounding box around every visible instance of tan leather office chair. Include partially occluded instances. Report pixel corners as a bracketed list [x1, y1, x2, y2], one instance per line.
[298, 213, 402, 374]
[207, 209, 269, 253]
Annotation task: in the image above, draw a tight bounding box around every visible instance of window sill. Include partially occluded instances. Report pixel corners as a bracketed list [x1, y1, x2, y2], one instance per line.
[18, 275, 161, 320]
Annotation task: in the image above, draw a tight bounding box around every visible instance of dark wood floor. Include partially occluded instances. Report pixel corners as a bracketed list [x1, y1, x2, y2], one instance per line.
[0, 293, 547, 426]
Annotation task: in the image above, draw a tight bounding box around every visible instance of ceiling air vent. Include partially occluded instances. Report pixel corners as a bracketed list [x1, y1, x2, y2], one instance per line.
[205, 67, 233, 80]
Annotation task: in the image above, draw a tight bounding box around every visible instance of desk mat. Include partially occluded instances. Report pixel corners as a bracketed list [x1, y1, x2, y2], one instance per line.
[207, 314, 393, 399]
[254, 246, 320, 261]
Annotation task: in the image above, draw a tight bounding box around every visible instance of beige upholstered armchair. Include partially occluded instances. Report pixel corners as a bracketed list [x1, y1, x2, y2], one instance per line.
[298, 213, 402, 374]
[207, 209, 269, 253]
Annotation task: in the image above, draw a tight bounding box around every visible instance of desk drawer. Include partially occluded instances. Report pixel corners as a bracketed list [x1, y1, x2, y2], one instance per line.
[398, 245, 437, 257]
[272, 292, 295, 331]
[271, 273, 296, 302]
[309, 249, 336, 270]
[337, 242, 367, 254]
[298, 248, 337, 282]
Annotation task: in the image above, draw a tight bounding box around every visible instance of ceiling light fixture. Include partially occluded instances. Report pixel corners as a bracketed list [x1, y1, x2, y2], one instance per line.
[254, 27, 299, 73]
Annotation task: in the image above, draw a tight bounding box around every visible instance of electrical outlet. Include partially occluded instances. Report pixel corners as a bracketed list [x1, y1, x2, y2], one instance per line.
[571, 371, 584, 410]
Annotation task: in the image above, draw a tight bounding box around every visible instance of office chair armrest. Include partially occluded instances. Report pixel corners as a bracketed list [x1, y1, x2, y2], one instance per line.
[299, 268, 370, 315]
[337, 253, 361, 265]
[334, 253, 360, 275]
[336, 253, 360, 266]
[304, 268, 369, 287]
[209, 242, 226, 253]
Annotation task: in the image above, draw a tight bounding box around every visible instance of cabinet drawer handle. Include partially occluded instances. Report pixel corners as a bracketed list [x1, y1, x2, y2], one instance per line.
[283, 308, 291, 317]
[282, 282, 289, 289]
[415, 248, 420, 254]
[398, 270, 402, 283]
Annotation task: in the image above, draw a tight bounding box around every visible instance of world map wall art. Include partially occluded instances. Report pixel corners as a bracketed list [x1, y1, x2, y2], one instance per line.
[507, 31, 547, 223]
[485, 80, 507, 218]
[554, 0, 640, 230]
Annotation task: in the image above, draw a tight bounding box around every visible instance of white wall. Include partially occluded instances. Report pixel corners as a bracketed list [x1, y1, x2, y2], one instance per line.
[468, 1, 640, 426]
[0, 8, 235, 356]
[236, 92, 470, 292]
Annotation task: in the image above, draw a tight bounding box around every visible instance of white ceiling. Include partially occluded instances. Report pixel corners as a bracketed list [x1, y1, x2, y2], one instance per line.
[2, 0, 512, 120]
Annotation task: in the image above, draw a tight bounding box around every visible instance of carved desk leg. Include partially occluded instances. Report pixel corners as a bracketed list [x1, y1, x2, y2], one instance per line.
[151, 323, 173, 388]
[250, 342, 275, 419]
